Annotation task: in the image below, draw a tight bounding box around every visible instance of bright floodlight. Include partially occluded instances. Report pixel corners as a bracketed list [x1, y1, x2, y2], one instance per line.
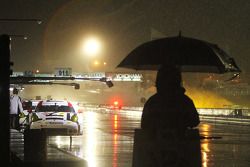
[83, 37, 101, 56]
[93, 60, 99, 65]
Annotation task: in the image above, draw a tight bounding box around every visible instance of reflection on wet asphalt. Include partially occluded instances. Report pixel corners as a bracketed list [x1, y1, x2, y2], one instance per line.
[48, 109, 250, 167]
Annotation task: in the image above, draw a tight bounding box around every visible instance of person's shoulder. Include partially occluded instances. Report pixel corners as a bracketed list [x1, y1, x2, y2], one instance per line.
[182, 94, 194, 103]
[147, 94, 159, 101]
[144, 94, 160, 106]
[11, 95, 21, 100]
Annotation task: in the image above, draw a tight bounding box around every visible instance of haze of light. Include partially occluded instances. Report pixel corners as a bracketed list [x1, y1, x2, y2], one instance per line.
[82, 37, 102, 56]
[145, 86, 233, 108]
[185, 87, 233, 108]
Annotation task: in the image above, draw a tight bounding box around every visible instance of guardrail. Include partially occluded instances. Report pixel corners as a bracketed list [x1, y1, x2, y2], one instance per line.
[197, 108, 250, 117]
[200, 115, 250, 126]
[80, 104, 250, 126]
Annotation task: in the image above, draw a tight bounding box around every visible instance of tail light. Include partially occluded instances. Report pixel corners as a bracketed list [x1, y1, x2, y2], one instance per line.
[113, 100, 119, 106]
[112, 100, 122, 110]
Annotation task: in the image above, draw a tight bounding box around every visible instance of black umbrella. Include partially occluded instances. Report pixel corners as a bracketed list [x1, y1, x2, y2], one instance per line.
[117, 35, 241, 74]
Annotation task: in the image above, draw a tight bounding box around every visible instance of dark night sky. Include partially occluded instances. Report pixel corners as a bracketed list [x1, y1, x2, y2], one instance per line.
[1, 0, 250, 78]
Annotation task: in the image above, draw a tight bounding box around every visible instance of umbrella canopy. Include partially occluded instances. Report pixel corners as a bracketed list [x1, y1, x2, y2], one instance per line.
[117, 35, 241, 74]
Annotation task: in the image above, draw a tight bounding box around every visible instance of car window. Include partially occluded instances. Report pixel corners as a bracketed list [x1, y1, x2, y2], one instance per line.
[32, 105, 37, 110]
[58, 106, 75, 113]
[35, 105, 75, 113]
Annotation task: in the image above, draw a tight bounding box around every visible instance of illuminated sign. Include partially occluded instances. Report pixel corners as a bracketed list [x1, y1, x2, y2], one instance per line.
[55, 68, 72, 76]
[80, 72, 105, 79]
[111, 73, 143, 81]
[72, 72, 105, 79]
[11, 72, 24, 76]
[12, 71, 143, 82]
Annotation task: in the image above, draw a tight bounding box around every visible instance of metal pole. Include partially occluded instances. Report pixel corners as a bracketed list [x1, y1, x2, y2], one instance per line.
[0, 18, 42, 24]
[0, 34, 11, 164]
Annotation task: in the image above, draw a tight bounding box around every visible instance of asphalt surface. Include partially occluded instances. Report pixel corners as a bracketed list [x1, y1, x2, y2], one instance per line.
[46, 108, 250, 167]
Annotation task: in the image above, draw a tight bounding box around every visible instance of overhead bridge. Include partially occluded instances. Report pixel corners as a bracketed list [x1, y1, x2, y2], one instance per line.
[11, 71, 143, 81]
[10, 71, 144, 89]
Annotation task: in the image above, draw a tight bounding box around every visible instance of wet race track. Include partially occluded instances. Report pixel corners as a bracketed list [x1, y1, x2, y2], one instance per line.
[47, 108, 250, 167]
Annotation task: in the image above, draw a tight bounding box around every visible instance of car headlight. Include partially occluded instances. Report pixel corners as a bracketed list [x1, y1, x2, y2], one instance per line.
[19, 112, 25, 118]
[71, 114, 78, 122]
[31, 113, 39, 122]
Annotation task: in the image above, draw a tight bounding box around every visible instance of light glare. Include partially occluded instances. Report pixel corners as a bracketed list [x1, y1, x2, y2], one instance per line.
[83, 37, 101, 56]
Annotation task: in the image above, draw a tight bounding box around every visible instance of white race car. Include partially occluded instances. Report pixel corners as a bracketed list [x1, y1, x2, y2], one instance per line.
[29, 100, 82, 135]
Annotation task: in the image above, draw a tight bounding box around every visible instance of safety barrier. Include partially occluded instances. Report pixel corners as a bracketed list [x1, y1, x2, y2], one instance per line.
[197, 108, 250, 117]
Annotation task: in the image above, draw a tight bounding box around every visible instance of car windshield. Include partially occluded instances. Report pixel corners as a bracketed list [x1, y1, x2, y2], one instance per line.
[32, 105, 37, 110]
[35, 105, 75, 113]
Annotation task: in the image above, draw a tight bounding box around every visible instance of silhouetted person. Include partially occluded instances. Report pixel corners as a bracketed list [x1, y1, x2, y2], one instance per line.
[10, 88, 23, 130]
[141, 66, 200, 136]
